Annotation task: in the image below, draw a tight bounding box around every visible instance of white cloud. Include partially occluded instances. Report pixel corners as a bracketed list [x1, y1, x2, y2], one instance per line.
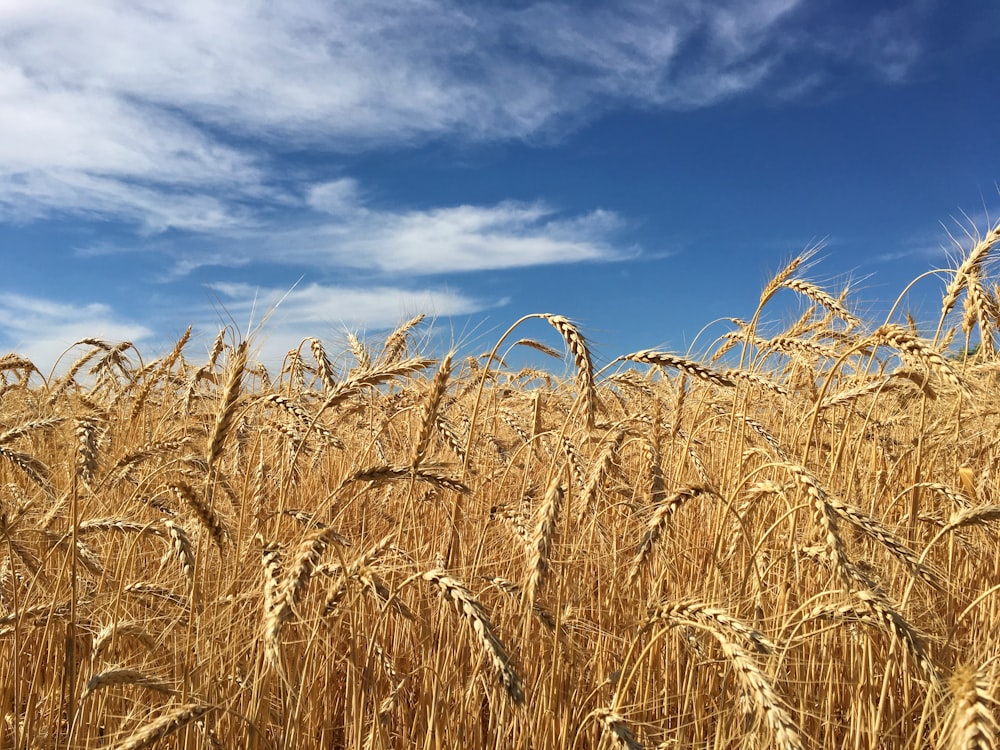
[278, 192, 627, 274]
[0, 0, 932, 229]
[0, 282, 491, 377]
[0, 293, 154, 374]
[209, 281, 491, 328]
[307, 179, 364, 217]
[97, 178, 630, 276]
[0, 171, 252, 232]
[206, 280, 498, 368]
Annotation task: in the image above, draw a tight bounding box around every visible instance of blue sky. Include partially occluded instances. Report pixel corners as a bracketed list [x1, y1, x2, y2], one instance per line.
[1, 0, 998, 372]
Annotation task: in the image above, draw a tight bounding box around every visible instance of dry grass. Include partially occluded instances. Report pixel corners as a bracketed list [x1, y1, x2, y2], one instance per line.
[3, 219, 1000, 749]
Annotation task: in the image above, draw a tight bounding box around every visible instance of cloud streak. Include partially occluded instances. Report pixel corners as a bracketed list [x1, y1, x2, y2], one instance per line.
[206, 280, 499, 367]
[80, 176, 631, 277]
[209, 281, 493, 329]
[260, 179, 629, 275]
[0, 293, 154, 373]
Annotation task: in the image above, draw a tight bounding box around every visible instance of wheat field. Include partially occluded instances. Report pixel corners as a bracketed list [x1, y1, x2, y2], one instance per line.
[2, 222, 1000, 749]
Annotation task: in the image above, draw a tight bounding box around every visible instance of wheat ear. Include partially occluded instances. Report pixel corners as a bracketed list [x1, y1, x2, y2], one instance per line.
[941, 219, 1000, 319]
[411, 352, 452, 470]
[783, 463, 856, 589]
[526, 472, 566, 608]
[169, 482, 228, 548]
[649, 601, 800, 750]
[946, 663, 999, 750]
[595, 709, 643, 750]
[625, 350, 736, 388]
[81, 669, 174, 702]
[543, 314, 595, 429]
[423, 568, 524, 706]
[779, 277, 861, 327]
[872, 324, 964, 392]
[265, 527, 345, 669]
[629, 486, 710, 585]
[336, 464, 469, 494]
[109, 704, 212, 750]
[205, 340, 248, 468]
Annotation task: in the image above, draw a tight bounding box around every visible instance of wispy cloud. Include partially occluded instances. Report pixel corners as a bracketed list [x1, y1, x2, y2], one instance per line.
[81, 177, 631, 277]
[0, 171, 254, 232]
[208, 281, 494, 329]
[0, 282, 493, 375]
[871, 212, 1000, 265]
[0, 1, 934, 229]
[206, 281, 499, 367]
[0, 293, 153, 372]
[265, 179, 629, 275]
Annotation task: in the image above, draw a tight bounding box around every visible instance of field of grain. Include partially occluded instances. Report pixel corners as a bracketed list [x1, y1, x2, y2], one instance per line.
[2, 223, 1000, 749]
